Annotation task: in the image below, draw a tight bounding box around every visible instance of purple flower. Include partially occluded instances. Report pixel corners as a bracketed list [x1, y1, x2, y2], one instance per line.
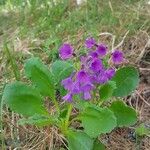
[96, 44, 107, 57]
[62, 92, 73, 102]
[89, 51, 99, 58]
[61, 77, 73, 90]
[89, 74, 98, 83]
[81, 82, 94, 92]
[105, 68, 115, 80]
[90, 59, 103, 72]
[83, 91, 91, 100]
[81, 83, 94, 100]
[85, 37, 96, 49]
[71, 81, 80, 94]
[112, 50, 124, 64]
[59, 43, 73, 60]
[60, 38, 125, 103]
[98, 74, 108, 84]
[97, 68, 115, 83]
[77, 70, 90, 83]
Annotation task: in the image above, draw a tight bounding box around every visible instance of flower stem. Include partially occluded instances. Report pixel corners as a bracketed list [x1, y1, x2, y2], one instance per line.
[64, 104, 73, 131]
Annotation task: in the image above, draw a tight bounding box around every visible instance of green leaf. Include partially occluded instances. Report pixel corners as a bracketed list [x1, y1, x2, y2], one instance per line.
[93, 139, 105, 150]
[99, 81, 116, 101]
[112, 67, 139, 97]
[24, 57, 55, 99]
[51, 60, 74, 84]
[79, 106, 117, 138]
[67, 130, 94, 150]
[73, 95, 91, 111]
[18, 114, 56, 127]
[135, 124, 150, 137]
[109, 100, 137, 127]
[2, 82, 48, 117]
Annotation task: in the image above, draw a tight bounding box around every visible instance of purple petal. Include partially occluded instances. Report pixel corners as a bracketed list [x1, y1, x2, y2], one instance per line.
[96, 44, 107, 57]
[112, 50, 124, 64]
[59, 43, 73, 60]
[77, 70, 90, 83]
[80, 82, 94, 92]
[71, 81, 81, 94]
[61, 77, 73, 90]
[97, 70, 108, 84]
[85, 37, 96, 49]
[89, 51, 99, 58]
[98, 75, 108, 84]
[62, 93, 73, 102]
[90, 58, 103, 72]
[80, 56, 87, 64]
[89, 74, 98, 83]
[83, 91, 91, 100]
[105, 68, 115, 80]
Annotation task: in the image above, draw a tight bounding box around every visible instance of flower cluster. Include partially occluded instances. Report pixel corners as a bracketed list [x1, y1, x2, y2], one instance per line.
[59, 37, 124, 102]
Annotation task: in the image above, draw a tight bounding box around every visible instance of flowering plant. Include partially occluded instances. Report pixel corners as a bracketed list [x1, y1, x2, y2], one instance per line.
[2, 37, 139, 149]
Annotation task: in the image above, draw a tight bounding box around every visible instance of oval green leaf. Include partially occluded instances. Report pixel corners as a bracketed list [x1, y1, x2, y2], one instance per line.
[67, 130, 94, 150]
[2, 82, 48, 117]
[24, 57, 55, 99]
[99, 81, 116, 101]
[112, 67, 139, 97]
[79, 106, 117, 138]
[109, 100, 137, 127]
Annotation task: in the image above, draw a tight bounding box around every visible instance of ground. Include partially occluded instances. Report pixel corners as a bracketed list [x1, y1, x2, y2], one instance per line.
[0, 0, 150, 149]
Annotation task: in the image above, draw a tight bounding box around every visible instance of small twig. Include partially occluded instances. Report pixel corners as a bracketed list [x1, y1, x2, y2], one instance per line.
[29, 135, 50, 150]
[136, 38, 150, 63]
[10, 112, 15, 140]
[113, 31, 129, 50]
[108, 1, 113, 13]
[135, 90, 150, 107]
[139, 68, 150, 71]
[99, 32, 115, 50]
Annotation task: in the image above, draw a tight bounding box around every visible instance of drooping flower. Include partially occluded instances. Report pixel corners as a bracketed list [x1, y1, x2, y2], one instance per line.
[61, 77, 73, 90]
[62, 92, 73, 102]
[81, 82, 94, 100]
[90, 58, 103, 72]
[85, 37, 96, 49]
[71, 81, 80, 94]
[112, 50, 124, 64]
[83, 92, 91, 100]
[96, 44, 107, 57]
[59, 43, 73, 60]
[81, 82, 94, 92]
